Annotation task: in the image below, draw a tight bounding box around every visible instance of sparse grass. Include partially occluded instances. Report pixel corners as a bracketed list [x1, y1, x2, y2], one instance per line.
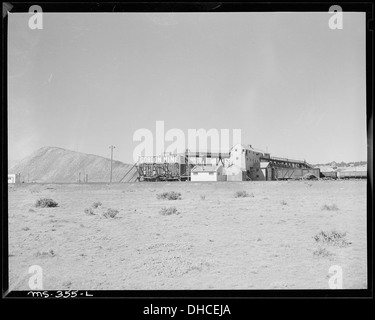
[321, 204, 339, 211]
[159, 206, 180, 216]
[313, 247, 333, 258]
[103, 208, 119, 218]
[200, 194, 206, 200]
[84, 207, 95, 215]
[92, 201, 102, 209]
[235, 191, 254, 198]
[35, 198, 58, 208]
[184, 261, 211, 274]
[84, 201, 103, 215]
[62, 281, 72, 288]
[35, 250, 56, 257]
[313, 230, 351, 247]
[156, 191, 181, 200]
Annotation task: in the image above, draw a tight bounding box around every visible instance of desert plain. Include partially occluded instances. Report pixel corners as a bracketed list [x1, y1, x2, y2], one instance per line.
[8, 179, 367, 290]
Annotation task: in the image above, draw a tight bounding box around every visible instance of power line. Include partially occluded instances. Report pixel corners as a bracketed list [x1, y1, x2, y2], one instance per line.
[109, 145, 116, 183]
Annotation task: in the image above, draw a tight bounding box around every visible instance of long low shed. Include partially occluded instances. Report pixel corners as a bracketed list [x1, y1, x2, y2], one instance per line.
[275, 168, 320, 180]
[337, 171, 367, 179]
[322, 171, 338, 179]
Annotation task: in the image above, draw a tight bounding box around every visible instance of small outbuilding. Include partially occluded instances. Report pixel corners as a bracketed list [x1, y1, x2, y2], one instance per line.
[191, 165, 226, 182]
[318, 166, 338, 179]
[8, 173, 21, 184]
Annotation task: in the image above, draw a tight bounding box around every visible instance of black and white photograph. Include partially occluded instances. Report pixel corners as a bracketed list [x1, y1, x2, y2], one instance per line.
[2, 2, 372, 301]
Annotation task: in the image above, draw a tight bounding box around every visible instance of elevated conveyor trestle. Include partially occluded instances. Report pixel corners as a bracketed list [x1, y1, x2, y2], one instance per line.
[260, 156, 313, 169]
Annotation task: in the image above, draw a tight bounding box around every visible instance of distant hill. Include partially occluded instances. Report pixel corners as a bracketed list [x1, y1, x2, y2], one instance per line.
[313, 160, 367, 174]
[313, 161, 367, 168]
[8, 147, 137, 183]
[8, 159, 19, 169]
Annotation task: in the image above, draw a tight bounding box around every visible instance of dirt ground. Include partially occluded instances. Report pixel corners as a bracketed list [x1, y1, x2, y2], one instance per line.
[8, 180, 367, 290]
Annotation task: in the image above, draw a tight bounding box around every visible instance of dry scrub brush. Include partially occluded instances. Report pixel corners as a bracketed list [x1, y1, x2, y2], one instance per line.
[156, 191, 182, 200]
[159, 207, 180, 216]
[103, 208, 119, 218]
[92, 201, 102, 209]
[313, 230, 351, 247]
[84, 207, 95, 215]
[35, 198, 58, 208]
[84, 201, 103, 215]
[313, 247, 334, 258]
[234, 191, 254, 198]
[321, 204, 339, 211]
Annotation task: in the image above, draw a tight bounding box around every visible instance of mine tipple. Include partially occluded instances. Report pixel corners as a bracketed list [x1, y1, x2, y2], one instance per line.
[134, 143, 320, 182]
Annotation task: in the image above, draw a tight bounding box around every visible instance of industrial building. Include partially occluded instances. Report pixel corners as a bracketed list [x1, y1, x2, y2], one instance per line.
[133, 142, 319, 182]
[226, 144, 265, 181]
[316, 165, 367, 179]
[224, 143, 318, 181]
[337, 170, 367, 179]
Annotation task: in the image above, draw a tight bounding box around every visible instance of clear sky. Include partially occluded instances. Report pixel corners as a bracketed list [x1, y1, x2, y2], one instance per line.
[8, 12, 367, 164]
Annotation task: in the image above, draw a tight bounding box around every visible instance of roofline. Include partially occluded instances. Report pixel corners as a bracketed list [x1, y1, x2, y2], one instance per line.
[230, 143, 265, 153]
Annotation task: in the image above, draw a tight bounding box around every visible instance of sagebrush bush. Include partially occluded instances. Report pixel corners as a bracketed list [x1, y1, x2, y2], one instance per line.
[92, 201, 102, 209]
[234, 191, 253, 198]
[159, 207, 180, 216]
[84, 207, 94, 215]
[313, 230, 351, 247]
[103, 208, 119, 218]
[35, 198, 58, 208]
[156, 191, 181, 200]
[35, 249, 55, 257]
[313, 247, 333, 257]
[321, 204, 339, 211]
[200, 194, 206, 200]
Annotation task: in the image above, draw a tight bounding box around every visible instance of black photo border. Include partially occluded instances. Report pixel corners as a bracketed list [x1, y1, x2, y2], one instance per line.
[1, 1, 373, 305]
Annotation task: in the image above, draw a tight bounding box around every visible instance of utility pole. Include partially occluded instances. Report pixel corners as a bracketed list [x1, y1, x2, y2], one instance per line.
[109, 145, 116, 183]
